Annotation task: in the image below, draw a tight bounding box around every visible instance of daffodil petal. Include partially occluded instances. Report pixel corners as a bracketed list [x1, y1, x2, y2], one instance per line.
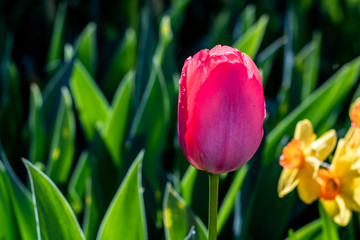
[352, 182, 360, 208]
[341, 177, 360, 212]
[333, 154, 359, 180]
[311, 129, 337, 161]
[305, 156, 322, 177]
[345, 127, 360, 155]
[334, 196, 352, 226]
[350, 158, 360, 172]
[297, 161, 320, 204]
[321, 196, 352, 226]
[331, 139, 346, 169]
[344, 127, 356, 144]
[278, 168, 299, 198]
[294, 119, 316, 148]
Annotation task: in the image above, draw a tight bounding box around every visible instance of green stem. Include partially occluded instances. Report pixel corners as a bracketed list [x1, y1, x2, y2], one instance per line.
[208, 173, 219, 240]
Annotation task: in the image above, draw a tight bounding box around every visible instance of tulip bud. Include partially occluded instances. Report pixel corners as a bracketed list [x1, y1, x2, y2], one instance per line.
[178, 45, 265, 174]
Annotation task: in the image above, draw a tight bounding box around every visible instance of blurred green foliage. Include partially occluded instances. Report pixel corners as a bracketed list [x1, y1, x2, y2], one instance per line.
[1, 0, 360, 239]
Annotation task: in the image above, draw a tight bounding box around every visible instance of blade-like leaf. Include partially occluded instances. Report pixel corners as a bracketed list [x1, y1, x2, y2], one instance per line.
[239, 4, 256, 35]
[29, 83, 46, 163]
[42, 60, 74, 127]
[233, 14, 269, 59]
[24, 159, 85, 240]
[97, 150, 147, 240]
[286, 219, 321, 240]
[102, 71, 134, 167]
[0, 148, 37, 240]
[128, 61, 170, 188]
[163, 183, 208, 240]
[257, 36, 287, 88]
[103, 29, 137, 97]
[74, 22, 97, 76]
[70, 60, 109, 140]
[0, 161, 17, 240]
[67, 151, 91, 215]
[83, 178, 99, 240]
[180, 165, 198, 206]
[47, 2, 67, 70]
[46, 87, 75, 183]
[300, 32, 321, 100]
[168, 0, 191, 24]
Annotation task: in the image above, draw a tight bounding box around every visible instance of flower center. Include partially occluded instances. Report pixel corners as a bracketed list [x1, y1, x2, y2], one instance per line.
[318, 169, 340, 200]
[279, 139, 305, 169]
[350, 101, 360, 127]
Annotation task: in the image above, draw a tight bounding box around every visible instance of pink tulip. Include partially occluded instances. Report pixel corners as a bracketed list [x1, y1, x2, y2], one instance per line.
[178, 45, 265, 174]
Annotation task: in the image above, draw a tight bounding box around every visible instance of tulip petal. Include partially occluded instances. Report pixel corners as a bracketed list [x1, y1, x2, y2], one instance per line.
[185, 61, 264, 173]
[321, 196, 352, 226]
[278, 168, 299, 198]
[311, 129, 337, 161]
[178, 50, 211, 169]
[294, 120, 316, 149]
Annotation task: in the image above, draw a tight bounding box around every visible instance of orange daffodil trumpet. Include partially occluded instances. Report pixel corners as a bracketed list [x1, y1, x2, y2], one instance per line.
[278, 98, 360, 226]
[278, 119, 337, 203]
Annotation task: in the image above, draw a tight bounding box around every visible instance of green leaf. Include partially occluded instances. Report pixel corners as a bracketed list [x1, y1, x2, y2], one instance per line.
[217, 164, 248, 233]
[103, 28, 137, 97]
[42, 60, 74, 127]
[83, 179, 100, 240]
[70, 60, 109, 140]
[163, 183, 208, 240]
[319, 202, 340, 240]
[293, 32, 322, 101]
[47, 2, 67, 70]
[169, 0, 192, 24]
[0, 148, 37, 240]
[208, 9, 232, 46]
[0, 161, 17, 240]
[180, 165, 198, 206]
[286, 219, 322, 240]
[263, 56, 360, 165]
[97, 150, 147, 240]
[128, 16, 172, 187]
[239, 4, 256, 34]
[6, 59, 23, 122]
[74, 22, 97, 76]
[233, 14, 269, 59]
[101, 71, 134, 167]
[24, 159, 85, 240]
[29, 83, 46, 163]
[257, 36, 287, 88]
[67, 151, 91, 215]
[154, 15, 173, 64]
[128, 61, 170, 187]
[46, 87, 75, 183]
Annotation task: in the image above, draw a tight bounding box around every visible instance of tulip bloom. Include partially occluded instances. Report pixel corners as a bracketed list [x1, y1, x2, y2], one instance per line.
[278, 119, 337, 203]
[178, 45, 265, 174]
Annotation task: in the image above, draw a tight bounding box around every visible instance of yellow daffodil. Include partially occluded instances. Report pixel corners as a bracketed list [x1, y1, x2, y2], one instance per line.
[318, 138, 360, 226]
[317, 99, 360, 226]
[344, 98, 360, 164]
[278, 119, 337, 204]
